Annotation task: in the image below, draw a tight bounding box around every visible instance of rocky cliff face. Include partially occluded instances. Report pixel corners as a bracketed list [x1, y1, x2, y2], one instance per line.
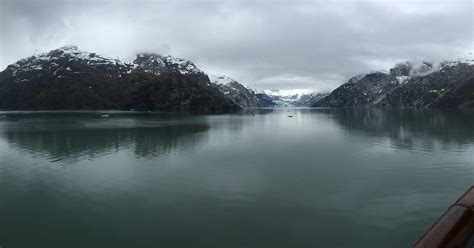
[209, 75, 275, 107]
[313, 57, 474, 108]
[0, 46, 240, 113]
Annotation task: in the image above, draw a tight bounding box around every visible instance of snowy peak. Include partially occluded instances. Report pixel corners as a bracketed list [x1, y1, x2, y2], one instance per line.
[387, 53, 474, 79]
[0, 46, 241, 113]
[3, 45, 129, 79]
[209, 75, 238, 85]
[40, 45, 124, 66]
[133, 53, 203, 75]
[349, 55, 474, 86]
[342, 60, 448, 90]
[163, 55, 202, 74]
[209, 74, 257, 106]
[208, 75, 275, 107]
[209, 75, 253, 92]
[5, 46, 207, 78]
[211, 75, 233, 84]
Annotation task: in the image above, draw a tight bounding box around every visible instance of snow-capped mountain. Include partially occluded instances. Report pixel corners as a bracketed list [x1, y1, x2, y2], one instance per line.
[0, 46, 240, 113]
[3, 45, 130, 80]
[133, 53, 204, 76]
[133, 55, 276, 108]
[314, 55, 474, 108]
[209, 75, 275, 107]
[263, 89, 328, 107]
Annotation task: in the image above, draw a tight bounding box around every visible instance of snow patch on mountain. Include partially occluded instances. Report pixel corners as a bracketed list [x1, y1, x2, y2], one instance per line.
[396, 76, 410, 84]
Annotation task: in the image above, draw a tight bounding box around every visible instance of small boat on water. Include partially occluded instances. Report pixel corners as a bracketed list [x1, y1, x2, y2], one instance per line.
[100, 114, 110, 118]
[287, 115, 293, 118]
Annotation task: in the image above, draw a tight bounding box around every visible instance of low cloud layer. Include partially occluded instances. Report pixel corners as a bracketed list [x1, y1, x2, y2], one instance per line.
[1, 0, 472, 91]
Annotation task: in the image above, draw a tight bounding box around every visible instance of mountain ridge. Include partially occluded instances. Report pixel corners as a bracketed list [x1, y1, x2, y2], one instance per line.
[209, 75, 276, 108]
[313, 56, 474, 108]
[2, 46, 472, 111]
[0, 46, 240, 113]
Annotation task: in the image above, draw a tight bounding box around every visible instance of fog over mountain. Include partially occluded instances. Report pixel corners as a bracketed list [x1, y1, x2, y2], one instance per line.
[1, 0, 472, 91]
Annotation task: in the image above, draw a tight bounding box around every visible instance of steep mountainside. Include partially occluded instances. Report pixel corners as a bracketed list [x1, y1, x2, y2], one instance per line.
[313, 58, 474, 108]
[313, 72, 399, 107]
[0, 46, 240, 113]
[254, 91, 277, 107]
[210, 75, 275, 107]
[376, 63, 474, 108]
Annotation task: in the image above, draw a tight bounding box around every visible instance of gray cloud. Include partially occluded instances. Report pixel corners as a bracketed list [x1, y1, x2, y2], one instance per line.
[1, 0, 472, 91]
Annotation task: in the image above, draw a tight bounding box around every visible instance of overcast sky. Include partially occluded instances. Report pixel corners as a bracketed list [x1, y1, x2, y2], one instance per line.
[1, 0, 472, 91]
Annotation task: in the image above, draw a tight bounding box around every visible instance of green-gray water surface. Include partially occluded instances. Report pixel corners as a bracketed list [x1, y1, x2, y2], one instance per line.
[0, 108, 473, 247]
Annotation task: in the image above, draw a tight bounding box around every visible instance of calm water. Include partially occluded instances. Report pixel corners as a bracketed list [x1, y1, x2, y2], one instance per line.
[0, 109, 473, 247]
